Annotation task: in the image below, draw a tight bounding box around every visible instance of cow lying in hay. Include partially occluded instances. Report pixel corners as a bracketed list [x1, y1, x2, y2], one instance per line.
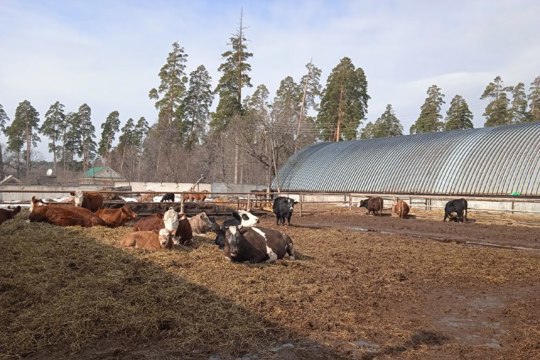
[132, 208, 193, 245]
[95, 205, 138, 227]
[0, 206, 22, 226]
[29, 197, 105, 227]
[214, 210, 260, 248]
[121, 229, 174, 250]
[223, 225, 295, 263]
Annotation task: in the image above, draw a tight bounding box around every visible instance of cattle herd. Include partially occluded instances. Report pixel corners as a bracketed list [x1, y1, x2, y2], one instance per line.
[1, 191, 470, 263]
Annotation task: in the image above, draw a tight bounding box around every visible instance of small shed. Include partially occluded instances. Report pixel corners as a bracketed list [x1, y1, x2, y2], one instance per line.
[79, 166, 127, 186]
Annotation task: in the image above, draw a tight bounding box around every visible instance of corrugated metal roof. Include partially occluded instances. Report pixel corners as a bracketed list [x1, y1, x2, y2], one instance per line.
[273, 122, 540, 196]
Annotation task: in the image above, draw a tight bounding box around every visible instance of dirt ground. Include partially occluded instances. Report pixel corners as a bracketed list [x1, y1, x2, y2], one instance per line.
[1, 206, 539, 359]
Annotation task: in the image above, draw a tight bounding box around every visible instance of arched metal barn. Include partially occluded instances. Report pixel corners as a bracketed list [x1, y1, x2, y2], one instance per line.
[274, 122, 540, 196]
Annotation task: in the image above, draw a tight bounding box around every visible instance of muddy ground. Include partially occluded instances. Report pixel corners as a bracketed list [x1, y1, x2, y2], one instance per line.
[0, 207, 539, 359]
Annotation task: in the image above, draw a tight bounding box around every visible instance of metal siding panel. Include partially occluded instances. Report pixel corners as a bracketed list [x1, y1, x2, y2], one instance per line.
[274, 122, 540, 196]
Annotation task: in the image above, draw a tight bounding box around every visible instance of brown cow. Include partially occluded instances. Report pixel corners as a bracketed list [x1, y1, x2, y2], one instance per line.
[392, 200, 410, 219]
[359, 197, 384, 216]
[29, 197, 105, 227]
[133, 213, 164, 231]
[137, 192, 155, 203]
[70, 190, 104, 212]
[188, 212, 216, 235]
[182, 190, 209, 202]
[95, 205, 138, 227]
[121, 229, 173, 250]
[0, 206, 22, 226]
[175, 213, 193, 245]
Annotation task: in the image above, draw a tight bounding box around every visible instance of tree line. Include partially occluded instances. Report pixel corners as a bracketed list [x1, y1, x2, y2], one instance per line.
[1, 16, 539, 187]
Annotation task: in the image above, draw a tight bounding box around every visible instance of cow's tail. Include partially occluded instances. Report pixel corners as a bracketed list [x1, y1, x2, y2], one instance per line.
[399, 204, 404, 219]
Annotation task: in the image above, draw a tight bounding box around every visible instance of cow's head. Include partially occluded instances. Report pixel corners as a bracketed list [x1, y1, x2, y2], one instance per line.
[158, 229, 172, 248]
[196, 212, 218, 232]
[163, 207, 179, 234]
[30, 196, 44, 212]
[358, 199, 368, 208]
[233, 210, 259, 226]
[72, 190, 84, 207]
[122, 205, 138, 220]
[225, 225, 243, 258]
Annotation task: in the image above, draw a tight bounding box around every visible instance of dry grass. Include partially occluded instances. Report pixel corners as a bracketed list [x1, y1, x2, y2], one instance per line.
[1, 209, 539, 359]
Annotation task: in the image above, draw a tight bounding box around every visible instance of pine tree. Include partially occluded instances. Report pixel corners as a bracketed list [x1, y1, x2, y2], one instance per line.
[63, 112, 80, 171]
[77, 104, 97, 173]
[371, 104, 403, 138]
[444, 95, 473, 131]
[481, 76, 511, 127]
[317, 57, 370, 141]
[0, 104, 10, 179]
[98, 111, 121, 163]
[118, 118, 135, 173]
[183, 65, 214, 149]
[6, 100, 40, 178]
[410, 85, 445, 134]
[40, 101, 65, 174]
[149, 42, 188, 143]
[510, 82, 528, 123]
[295, 61, 322, 151]
[210, 11, 253, 132]
[527, 76, 540, 122]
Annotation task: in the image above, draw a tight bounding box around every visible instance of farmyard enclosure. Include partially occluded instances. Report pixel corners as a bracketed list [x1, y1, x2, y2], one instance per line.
[1, 206, 539, 359]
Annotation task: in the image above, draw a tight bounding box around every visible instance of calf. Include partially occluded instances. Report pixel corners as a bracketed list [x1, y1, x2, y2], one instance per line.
[224, 226, 295, 263]
[70, 190, 104, 212]
[0, 206, 22, 226]
[272, 196, 297, 225]
[359, 197, 384, 216]
[29, 197, 105, 227]
[174, 213, 193, 246]
[214, 210, 260, 248]
[95, 204, 138, 227]
[188, 212, 217, 234]
[160, 192, 175, 202]
[392, 200, 410, 219]
[133, 208, 178, 232]
[121, 229, 173, 250]
[444, 198, 468, 223]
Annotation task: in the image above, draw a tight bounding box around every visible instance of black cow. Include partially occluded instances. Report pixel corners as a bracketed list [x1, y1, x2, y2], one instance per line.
[213, 210, 260, 248]
[224, 225, 295, 263]
[273, 197, 297, 225]
[160, 192, 175, 202]
[359, 197, 384, 216]
[444, 198, 468, 223]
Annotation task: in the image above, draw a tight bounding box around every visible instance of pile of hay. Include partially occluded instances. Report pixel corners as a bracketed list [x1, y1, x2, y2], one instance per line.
[1, 209, 539, 359]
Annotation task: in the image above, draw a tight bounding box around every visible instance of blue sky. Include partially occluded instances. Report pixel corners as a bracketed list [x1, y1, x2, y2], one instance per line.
[1, 0, 539, 160]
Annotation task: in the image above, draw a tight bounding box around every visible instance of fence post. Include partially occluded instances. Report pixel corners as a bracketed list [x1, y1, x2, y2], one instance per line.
[300, 194, 303, 217]
[349, 194, 352, 211]
[180, 193, 185, 214]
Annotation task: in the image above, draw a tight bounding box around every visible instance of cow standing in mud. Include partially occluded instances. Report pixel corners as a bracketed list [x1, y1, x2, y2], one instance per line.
[392, 200, 410, 219]
[359, 197, 384, 216]
[444, 198, 468, 223]
[273, 197, 297, 225]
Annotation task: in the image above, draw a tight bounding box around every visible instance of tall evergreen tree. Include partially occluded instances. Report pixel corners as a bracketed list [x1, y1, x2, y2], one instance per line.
[444, 95, 473, 131]
[317, 57, 370, 141]
[183, 65, 214, 149]
[41, 101, 65, 174]
[98, 111, 121, 163]
[6, 100, 40, 178]
[63, 112, 80, 171]
[510, 82, 528, 123]
[0, 104, 9, 179]
[370, 104, 403, 138]
[77, 104, 97, 173]
[210, 11, 253, 132]
[148, 42, 189, 177]
[410, 85, 445, 134]
[528, 76, 540, 122]
[117, 118, 136, 173]
[295, 61, 322, 151]
[481, 76, 511, 127]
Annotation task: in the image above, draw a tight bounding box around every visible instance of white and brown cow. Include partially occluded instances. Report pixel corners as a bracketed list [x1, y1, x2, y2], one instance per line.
[70, 190, 104, 212]
[188, 212, 217, 235]
[223, 226, 295, 263]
